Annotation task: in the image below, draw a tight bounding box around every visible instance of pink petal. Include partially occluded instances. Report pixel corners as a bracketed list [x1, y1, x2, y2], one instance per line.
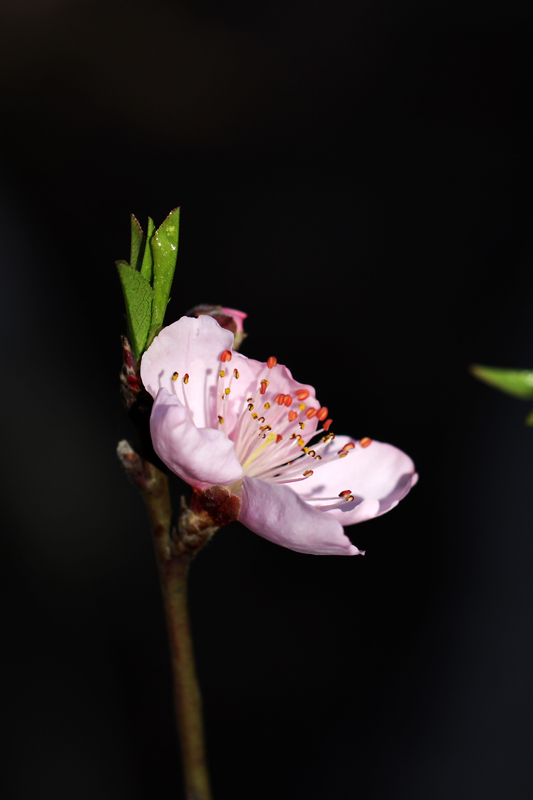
[150, 388, 243, 490]
[291, 436, 417, 525]
[141, 316, 235, 429]
[239, 477, 362, 555]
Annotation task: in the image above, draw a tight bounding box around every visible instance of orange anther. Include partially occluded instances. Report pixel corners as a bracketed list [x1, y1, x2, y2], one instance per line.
[303, 470, 314, 477]
[317, 407, 328, 421]
[323, 419, 333, 431]
[360, 437, 372, 448]
[288, 410, 298, 422]
[275, 393, 285, 405]
[221, 350, 232, 362]
[284, 394, 293, 407]
[339, 490, 352, 498]
[296, 389, 309, 401]
[267, 356, 277, 369]
[305, 407, 317, 419]
[260, 379, 269, 395]
[276, 434, 283, 443]
[340, 442, 355, 452]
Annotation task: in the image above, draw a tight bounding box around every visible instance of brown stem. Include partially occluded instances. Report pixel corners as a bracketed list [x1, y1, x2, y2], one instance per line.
[160, 555, 212, 800]
[117, 441, 212, 800]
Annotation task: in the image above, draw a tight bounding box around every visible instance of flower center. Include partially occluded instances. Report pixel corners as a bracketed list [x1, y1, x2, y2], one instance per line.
[172, 349, 372, 510]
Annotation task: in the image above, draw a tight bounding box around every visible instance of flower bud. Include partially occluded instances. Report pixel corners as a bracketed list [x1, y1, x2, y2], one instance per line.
[187, 305, 247, 350]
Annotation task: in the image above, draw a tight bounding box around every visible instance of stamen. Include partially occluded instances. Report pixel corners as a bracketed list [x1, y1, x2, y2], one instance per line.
[317, 407, 328, 421]
[360, 437, 372, 448]
[183, 374, 190, 384]
[276, 434, 283, 443]
[298, 422, 306, 429]
[298, 403, 306, 411]
[338, 442, 355, 454]
[306, 407, 317, 419]
[284, 395, 293, 407]
[275, 394, 285, 405]
[260, 379, 269, 395]
[296, 390, 309, 401]
[264, 402, 271, 409]
[267, 356, 277, 369]
[218, 415, 224, 424]
[172, 372, 179, 381]
[233, 369, 240, 379]
[221, 350, 232, 362]
[288, 410, 298, 422]
[303, 469, 314, 477]
[339, 490, 352, 498]
[224, 387, 231, 396]
[219, 369, 226, 377]
[323, 419, 333, 431]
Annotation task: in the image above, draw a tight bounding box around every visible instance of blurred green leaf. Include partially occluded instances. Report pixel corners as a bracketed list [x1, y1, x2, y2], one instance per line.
[470, 365, 533, 399]
[150, 207, 180, 337]
[116, 260, 154, 360]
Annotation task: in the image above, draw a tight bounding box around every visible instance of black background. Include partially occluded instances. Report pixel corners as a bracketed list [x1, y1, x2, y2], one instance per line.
[1, 1, 533, 798]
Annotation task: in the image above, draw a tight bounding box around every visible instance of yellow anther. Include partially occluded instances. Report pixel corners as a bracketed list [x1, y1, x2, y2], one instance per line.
[219, 369, 226, 378]
[172, 372, 179, 381]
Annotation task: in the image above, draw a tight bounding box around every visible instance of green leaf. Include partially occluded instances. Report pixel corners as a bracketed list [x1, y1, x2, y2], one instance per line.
[140, 217, 155, 283]
[116, 260, 154, 360]
[150, 207, 180, 336]
[130, 215, 155, 284]
[470, 365, 533, 399]
[130, 215, 144, 271]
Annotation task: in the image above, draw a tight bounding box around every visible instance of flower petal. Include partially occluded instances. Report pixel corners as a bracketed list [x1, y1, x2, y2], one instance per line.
[239, 477, 362, 555]
[141, 315, 235, 429]
[150, 388, 243, 489]
[290, 436, 417, 525]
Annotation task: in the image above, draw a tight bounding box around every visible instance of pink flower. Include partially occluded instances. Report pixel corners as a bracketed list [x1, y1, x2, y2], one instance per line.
[141, 316, 417, 556]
